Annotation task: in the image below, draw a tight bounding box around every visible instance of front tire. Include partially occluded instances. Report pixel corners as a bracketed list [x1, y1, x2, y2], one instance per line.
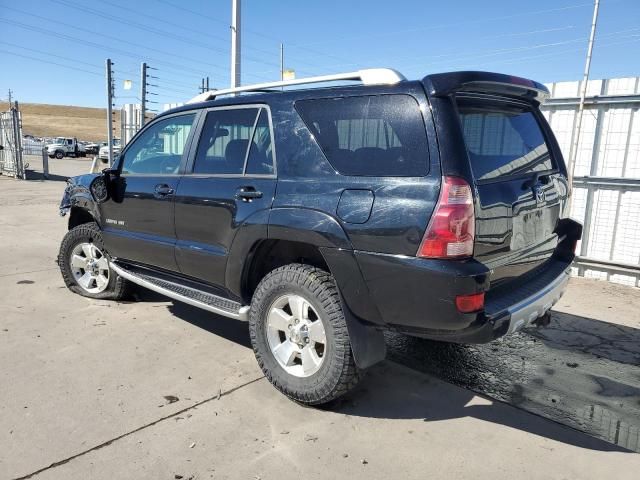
[58, 222, 130, 300]
[55, 151, 64, 159]
[249, 264, 361, 405]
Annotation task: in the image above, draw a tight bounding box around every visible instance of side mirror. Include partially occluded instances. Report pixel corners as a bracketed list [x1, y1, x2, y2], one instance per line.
[90, 167, 119, 203]
[90, 175, 110, 203]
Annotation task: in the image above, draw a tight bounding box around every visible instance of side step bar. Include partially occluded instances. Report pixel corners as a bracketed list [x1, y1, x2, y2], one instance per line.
[110, 262, 250, 321]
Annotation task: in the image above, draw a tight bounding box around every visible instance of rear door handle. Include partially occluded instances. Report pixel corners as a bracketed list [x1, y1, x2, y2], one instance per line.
[154, 184, 174, 198]
[236, 186, 263, 201]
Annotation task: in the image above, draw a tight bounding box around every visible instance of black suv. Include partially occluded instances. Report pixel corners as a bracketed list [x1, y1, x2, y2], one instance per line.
[58, 69, 582, 405]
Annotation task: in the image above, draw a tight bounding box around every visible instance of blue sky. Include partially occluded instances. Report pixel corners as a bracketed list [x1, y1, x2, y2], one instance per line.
[1, 0, 639, 108]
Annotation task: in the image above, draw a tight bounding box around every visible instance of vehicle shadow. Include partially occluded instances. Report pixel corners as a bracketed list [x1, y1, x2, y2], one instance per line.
[160, 295, 634, 453]
[24, 169, 69, 182]
[330, 361, 628, 452]
[166, 300, 252, 349]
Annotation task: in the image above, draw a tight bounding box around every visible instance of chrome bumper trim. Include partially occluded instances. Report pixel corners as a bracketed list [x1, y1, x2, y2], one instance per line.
[506, 267, 570, 334]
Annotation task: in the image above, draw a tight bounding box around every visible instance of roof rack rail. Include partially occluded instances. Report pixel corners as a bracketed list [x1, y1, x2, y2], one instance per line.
[186, 68, 406, 104]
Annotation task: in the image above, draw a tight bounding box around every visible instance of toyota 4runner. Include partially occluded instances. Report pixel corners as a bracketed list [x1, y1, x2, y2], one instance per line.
[57, 69, 582, 405]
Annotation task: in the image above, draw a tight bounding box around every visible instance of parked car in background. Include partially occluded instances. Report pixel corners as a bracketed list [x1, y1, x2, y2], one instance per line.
[85, 142, 101, 155]
[57, 69, 582, 405]
[47, 137, 86, 159]
[98, 139, 122, 161]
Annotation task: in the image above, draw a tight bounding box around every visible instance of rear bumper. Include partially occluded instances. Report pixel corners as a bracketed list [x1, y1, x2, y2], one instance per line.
[355, 250, 572, 343]
[495, 265, 569, 335]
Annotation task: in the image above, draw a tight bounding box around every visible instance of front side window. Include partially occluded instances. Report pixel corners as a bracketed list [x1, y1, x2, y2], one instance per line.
[295, 94, 429, 177]
[193, 107, 275, 175]
[121, 113, 196, 175]
[457, 98, 554, 181]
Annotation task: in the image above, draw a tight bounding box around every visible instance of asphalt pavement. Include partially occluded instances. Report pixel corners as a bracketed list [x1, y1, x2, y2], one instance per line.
[1, 157, 638, 479]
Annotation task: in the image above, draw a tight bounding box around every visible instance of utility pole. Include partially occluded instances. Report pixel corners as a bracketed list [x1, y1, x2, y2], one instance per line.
[230, 0, 241, 89]
[140, 62, 147, 128]
[280, 43, 284, 82]
[568, 0, 600, 181]
[200, 76, 210, 94]
[7, 89, 13, 107]
[106, 58, 115, 166]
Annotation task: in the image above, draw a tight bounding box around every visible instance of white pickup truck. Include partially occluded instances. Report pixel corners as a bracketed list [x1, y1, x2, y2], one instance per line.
[47, 137, 86, 159]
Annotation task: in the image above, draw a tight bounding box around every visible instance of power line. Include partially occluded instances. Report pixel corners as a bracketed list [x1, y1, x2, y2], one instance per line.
[0, 18, 215, 77]
[314, 27, 640, 74]
[0, 41, 104, 73]
[3, 6, 275, 83]
[49, 0, 282, 70]
[287, 1, 598, 50]
[0, 49, 103, 77]
[431, 35, 640, 71]
[155, 0, 322, 71]
[98, 0, 281, 60]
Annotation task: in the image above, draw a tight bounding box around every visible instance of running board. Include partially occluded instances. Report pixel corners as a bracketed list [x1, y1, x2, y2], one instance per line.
[110, 262, 250, 321]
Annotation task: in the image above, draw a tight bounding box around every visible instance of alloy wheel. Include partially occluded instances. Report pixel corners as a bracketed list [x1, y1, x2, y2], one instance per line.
[69, 242, 110, 293]
[266, 294, 327, 377]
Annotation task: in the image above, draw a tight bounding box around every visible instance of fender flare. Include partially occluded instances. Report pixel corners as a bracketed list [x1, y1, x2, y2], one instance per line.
[61, 177, 102, 227]
[226, 207, 353, 297]
[230, 207, 386, 369]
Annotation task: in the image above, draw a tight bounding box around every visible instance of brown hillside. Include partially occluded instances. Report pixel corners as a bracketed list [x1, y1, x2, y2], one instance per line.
[19, 103, 121, 142]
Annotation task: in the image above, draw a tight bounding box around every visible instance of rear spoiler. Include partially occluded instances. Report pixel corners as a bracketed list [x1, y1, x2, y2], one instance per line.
[423, 71, 549, 103]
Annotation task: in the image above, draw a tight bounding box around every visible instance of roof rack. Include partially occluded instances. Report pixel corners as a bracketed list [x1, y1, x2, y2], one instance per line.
[185, 68, 406, 104]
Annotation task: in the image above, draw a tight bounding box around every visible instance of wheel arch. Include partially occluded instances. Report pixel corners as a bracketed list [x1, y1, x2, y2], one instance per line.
[229, 213, 386, 369]
[68, 206, 96, 230]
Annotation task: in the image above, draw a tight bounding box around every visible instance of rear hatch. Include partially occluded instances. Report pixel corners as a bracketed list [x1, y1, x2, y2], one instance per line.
[424, 72, 570, 286]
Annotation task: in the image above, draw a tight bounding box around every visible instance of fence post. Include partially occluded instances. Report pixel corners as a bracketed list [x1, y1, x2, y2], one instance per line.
[11, 102, 24, 179]
[41, 146, 49, 179]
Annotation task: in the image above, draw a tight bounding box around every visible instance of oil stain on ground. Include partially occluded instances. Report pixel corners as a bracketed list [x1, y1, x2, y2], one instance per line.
[386, 310, 640, 452]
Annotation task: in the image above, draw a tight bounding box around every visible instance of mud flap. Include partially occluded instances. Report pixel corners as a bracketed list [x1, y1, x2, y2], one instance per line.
[319, 247, 387, 369]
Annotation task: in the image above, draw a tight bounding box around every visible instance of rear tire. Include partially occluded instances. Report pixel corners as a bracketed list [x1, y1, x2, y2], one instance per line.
[249, 263, 361, 405]
[58, 222, 130, 300]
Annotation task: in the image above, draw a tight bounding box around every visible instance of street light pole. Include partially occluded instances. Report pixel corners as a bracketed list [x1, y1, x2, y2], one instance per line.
[105, 58, 114, 166]
[230, 0, 241, 89]
[568, 0, 600, 181]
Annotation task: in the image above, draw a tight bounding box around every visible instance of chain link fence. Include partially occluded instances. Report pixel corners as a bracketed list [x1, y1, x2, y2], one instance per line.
[0, 103, 25, 178]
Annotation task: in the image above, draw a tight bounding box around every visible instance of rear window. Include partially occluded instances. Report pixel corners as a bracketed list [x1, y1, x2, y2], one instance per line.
[456, 98, 554, 181]
[295, 94, 429, 176]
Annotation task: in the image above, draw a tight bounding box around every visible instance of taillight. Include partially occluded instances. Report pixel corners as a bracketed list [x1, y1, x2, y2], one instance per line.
[455, 292, 485, 313]
[417, 176, 475, 259]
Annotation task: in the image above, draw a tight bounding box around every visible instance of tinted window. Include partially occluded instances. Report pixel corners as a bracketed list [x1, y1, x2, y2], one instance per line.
[245, 109, 275, 175]
[194, 108, 259, 174]
[457, 98, 554, 181]
[295, 95, 429, 176]
[121, 114, 195, 174]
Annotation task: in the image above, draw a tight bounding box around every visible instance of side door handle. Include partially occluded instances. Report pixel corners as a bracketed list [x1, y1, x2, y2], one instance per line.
[154, 184, 175, 198]
[236, 186, 263, 202]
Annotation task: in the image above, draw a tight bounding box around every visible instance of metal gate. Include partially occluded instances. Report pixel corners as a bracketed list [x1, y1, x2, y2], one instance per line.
[542, 77, 640, 287]
[0, 103, 25, 179]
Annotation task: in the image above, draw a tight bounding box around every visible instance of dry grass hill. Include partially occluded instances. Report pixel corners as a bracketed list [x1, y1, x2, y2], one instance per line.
[19, 103, 121, 142]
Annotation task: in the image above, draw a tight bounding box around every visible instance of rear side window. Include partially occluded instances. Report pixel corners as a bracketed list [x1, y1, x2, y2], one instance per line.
[456, 98, 554, 181]
[295, 94, 429, 176]
[194, 108, 258, 175]
[193, 107, 275, 176]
